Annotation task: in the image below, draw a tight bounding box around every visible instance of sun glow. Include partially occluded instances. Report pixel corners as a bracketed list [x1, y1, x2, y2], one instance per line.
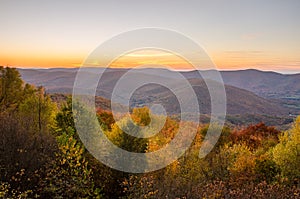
[108, 50, 195, 70]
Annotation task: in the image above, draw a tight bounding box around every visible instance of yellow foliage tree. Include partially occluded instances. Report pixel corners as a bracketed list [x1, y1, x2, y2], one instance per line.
[272, 116, 300, 180]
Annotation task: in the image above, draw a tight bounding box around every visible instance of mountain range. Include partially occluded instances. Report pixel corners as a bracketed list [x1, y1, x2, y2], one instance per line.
[18, 68, 300, 120]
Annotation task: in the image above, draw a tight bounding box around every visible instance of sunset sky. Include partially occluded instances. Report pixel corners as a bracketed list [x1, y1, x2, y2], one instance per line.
[0, 0, 299, 73]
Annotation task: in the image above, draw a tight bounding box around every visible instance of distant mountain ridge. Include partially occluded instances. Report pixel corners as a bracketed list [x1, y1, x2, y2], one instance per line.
[184, 69, 300, 99]
[19, 68, 300, 98]
[17, 68, 300, 116]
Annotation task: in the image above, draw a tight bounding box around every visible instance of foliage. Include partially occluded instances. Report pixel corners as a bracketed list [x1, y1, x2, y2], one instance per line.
[40, 128, 102, 198]
[105, 109, 149, 187]
[0, 67, 57, 196]
[131, 107, 151, 126]
[0, 181, 36, 199]
[254, 159, 280, 183]
[194, 180, 300, 199]
[225, 144, 256, 182]
[54, 97, 75, 135]
[230, 122, 280, 149]
[97, 109, 115, 131]
[272, 116, 300, 181]
[0, 67, 23, 112]
[108, 118, 148, 153]
[18, 86, 57, 133]
[1, 67, 300, 198]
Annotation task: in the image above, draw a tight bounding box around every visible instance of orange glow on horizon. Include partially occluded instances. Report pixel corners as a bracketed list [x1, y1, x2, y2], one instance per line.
[108, 50, 194, 70]
[1, 49, 299, 73]
[0, 47, 85, 68]
[211, 50, 300, 72]
[0, 55, 84, 68]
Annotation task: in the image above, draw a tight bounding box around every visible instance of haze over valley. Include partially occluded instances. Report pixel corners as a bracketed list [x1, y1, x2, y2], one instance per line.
[18, 67, 300, 128]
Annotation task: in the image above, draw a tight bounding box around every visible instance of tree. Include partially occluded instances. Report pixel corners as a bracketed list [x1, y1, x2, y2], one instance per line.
[0, 67, 57, 197]
[0, 67, 23, 112]
[106, 107, 151, 154]
[18, 86, 56, 134]
[54, 97, 75, 135]
[131, 107, 151, 126]
[272, 116, 300, 181]
[40, 128, 102, 198]
[230, 122, 280, 150]
[109, 118, 148, 153]
[97, 109, 115, 131]
[53, 97, 117, 197]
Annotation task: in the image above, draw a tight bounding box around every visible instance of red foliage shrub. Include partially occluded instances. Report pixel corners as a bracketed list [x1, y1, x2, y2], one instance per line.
[230, 122, 281, 149]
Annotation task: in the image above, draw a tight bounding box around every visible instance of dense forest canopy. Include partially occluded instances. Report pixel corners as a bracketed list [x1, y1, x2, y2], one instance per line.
[0, 67, 299, 198]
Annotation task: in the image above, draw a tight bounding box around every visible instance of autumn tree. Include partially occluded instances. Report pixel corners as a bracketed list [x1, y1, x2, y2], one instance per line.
[97, 109, 115, 131]
[230, 122, 281, 150]
[0, 67, 57, 196]
[272, 116, 300, 181]
[40, 128, 102, 198]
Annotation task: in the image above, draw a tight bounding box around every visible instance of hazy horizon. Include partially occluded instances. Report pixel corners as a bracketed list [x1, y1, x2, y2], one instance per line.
[14, 66, 300, 75]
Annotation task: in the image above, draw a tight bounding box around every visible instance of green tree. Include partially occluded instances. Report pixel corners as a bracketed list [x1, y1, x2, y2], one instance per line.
[254, 159, 280, 183]
[0, 67, 57, 197]
[106, 107, 151, 154]
[54, 97, 75, 135]
[0, 67, 23, 112]
[18, 86, 56, 133]
[109, 118, 148, 153]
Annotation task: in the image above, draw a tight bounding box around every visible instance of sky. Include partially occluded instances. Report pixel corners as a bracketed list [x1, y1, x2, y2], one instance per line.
[0, 0, 299, 73]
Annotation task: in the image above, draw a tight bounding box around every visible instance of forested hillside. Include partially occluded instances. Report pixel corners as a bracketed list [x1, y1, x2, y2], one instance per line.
[1, 67, 299, 198]
[17, 68, 300, 128]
